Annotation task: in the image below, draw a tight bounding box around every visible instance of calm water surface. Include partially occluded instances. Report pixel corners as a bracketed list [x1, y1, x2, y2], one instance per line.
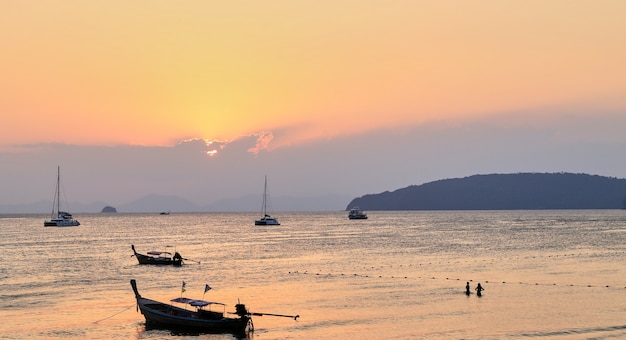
[1, 211, 625, 339]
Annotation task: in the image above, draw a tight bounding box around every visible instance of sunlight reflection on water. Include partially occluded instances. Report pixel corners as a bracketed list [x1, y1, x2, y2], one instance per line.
[0, 210, 625, 339]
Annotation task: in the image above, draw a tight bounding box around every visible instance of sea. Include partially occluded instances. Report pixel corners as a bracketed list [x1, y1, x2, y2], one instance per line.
[1, 210, 625, 339]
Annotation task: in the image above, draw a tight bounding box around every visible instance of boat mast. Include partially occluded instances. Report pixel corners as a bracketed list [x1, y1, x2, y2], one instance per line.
[56, 166, 60, 217]
[261, 175, 267, 216]
[50, 166, 61, 218]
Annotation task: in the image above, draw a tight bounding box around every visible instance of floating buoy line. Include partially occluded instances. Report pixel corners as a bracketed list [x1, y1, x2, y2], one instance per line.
[287, 250, 626, 291]
[287, 270, 625, 290]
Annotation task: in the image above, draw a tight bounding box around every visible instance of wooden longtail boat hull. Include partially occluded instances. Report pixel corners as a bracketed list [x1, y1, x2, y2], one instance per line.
[131, 245, 183, 266]
[130, 279, 251, 334]
[134, 253, 182, 266]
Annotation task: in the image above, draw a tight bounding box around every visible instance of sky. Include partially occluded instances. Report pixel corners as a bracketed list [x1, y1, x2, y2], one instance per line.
[1, 1, 626, 211]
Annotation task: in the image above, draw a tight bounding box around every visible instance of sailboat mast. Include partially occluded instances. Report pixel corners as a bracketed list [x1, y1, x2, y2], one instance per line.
[56, 166, 61, 217]
[262, 175, 268, 216]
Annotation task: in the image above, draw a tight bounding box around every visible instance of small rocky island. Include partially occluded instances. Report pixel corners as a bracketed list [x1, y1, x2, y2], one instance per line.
[101, 206, 118, 213]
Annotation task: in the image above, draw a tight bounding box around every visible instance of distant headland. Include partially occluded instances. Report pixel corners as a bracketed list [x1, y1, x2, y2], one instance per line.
[347, 173, 626, 210]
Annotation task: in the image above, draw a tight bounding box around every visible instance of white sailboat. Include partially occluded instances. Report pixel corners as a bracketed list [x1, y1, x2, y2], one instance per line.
[254, 175, 280, 226]
[44, 166, 80, 227]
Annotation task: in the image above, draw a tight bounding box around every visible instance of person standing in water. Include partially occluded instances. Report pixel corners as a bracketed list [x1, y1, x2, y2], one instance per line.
[475, 283, 484, 297]
[465, 282, 471, 296]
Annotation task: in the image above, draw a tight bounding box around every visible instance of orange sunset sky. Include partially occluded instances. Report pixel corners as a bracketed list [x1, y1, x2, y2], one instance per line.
[1, 1, 626, 210]
[3, 1, 625, 149]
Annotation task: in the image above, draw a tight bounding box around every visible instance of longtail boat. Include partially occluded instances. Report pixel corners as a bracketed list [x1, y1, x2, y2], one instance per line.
[130, 279, 251, 334]
[130, 279, 299, 335]
[131, 245, 183, 266]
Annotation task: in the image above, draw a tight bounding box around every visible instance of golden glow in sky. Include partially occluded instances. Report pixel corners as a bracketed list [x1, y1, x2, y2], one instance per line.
[2, 1, 625, 150]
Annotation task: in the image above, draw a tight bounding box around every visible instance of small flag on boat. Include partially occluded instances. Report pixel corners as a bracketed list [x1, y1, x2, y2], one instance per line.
[181, 281, 186, 293]
[204, 284, 212, 293]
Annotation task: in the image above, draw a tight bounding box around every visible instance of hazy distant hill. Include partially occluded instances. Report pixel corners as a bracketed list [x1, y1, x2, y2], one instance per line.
[0, 193, 351, 214]
[347, 173, 626, 210]
[204, 194, 352, 212]
[116, 194, 202, 213]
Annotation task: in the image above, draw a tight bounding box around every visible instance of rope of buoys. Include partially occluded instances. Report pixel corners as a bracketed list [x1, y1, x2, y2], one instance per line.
[286, 249, 625, 290]
[388, 250, 626, 268]
[287, 270, 625, 290]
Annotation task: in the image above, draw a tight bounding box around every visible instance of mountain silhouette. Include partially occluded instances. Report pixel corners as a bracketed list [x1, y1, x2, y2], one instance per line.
[347, 173, 626, 210]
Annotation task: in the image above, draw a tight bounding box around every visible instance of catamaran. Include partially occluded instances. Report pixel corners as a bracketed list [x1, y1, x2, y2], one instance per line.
[44, 166, 80, 227]
[254, 175, 280, 225]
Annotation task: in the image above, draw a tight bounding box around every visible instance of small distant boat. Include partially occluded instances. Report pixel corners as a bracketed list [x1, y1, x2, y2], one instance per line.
[160, 211, 170, 215]
[348, 207, 368, 220]
[130, 279, 251, 335]
[131, 245, 183, 266]
[255, 175, 280, 225]
[44, 166, 80, 227]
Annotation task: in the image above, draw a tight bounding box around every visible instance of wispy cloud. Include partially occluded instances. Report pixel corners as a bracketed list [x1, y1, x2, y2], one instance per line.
[247, 131, 274, 155]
